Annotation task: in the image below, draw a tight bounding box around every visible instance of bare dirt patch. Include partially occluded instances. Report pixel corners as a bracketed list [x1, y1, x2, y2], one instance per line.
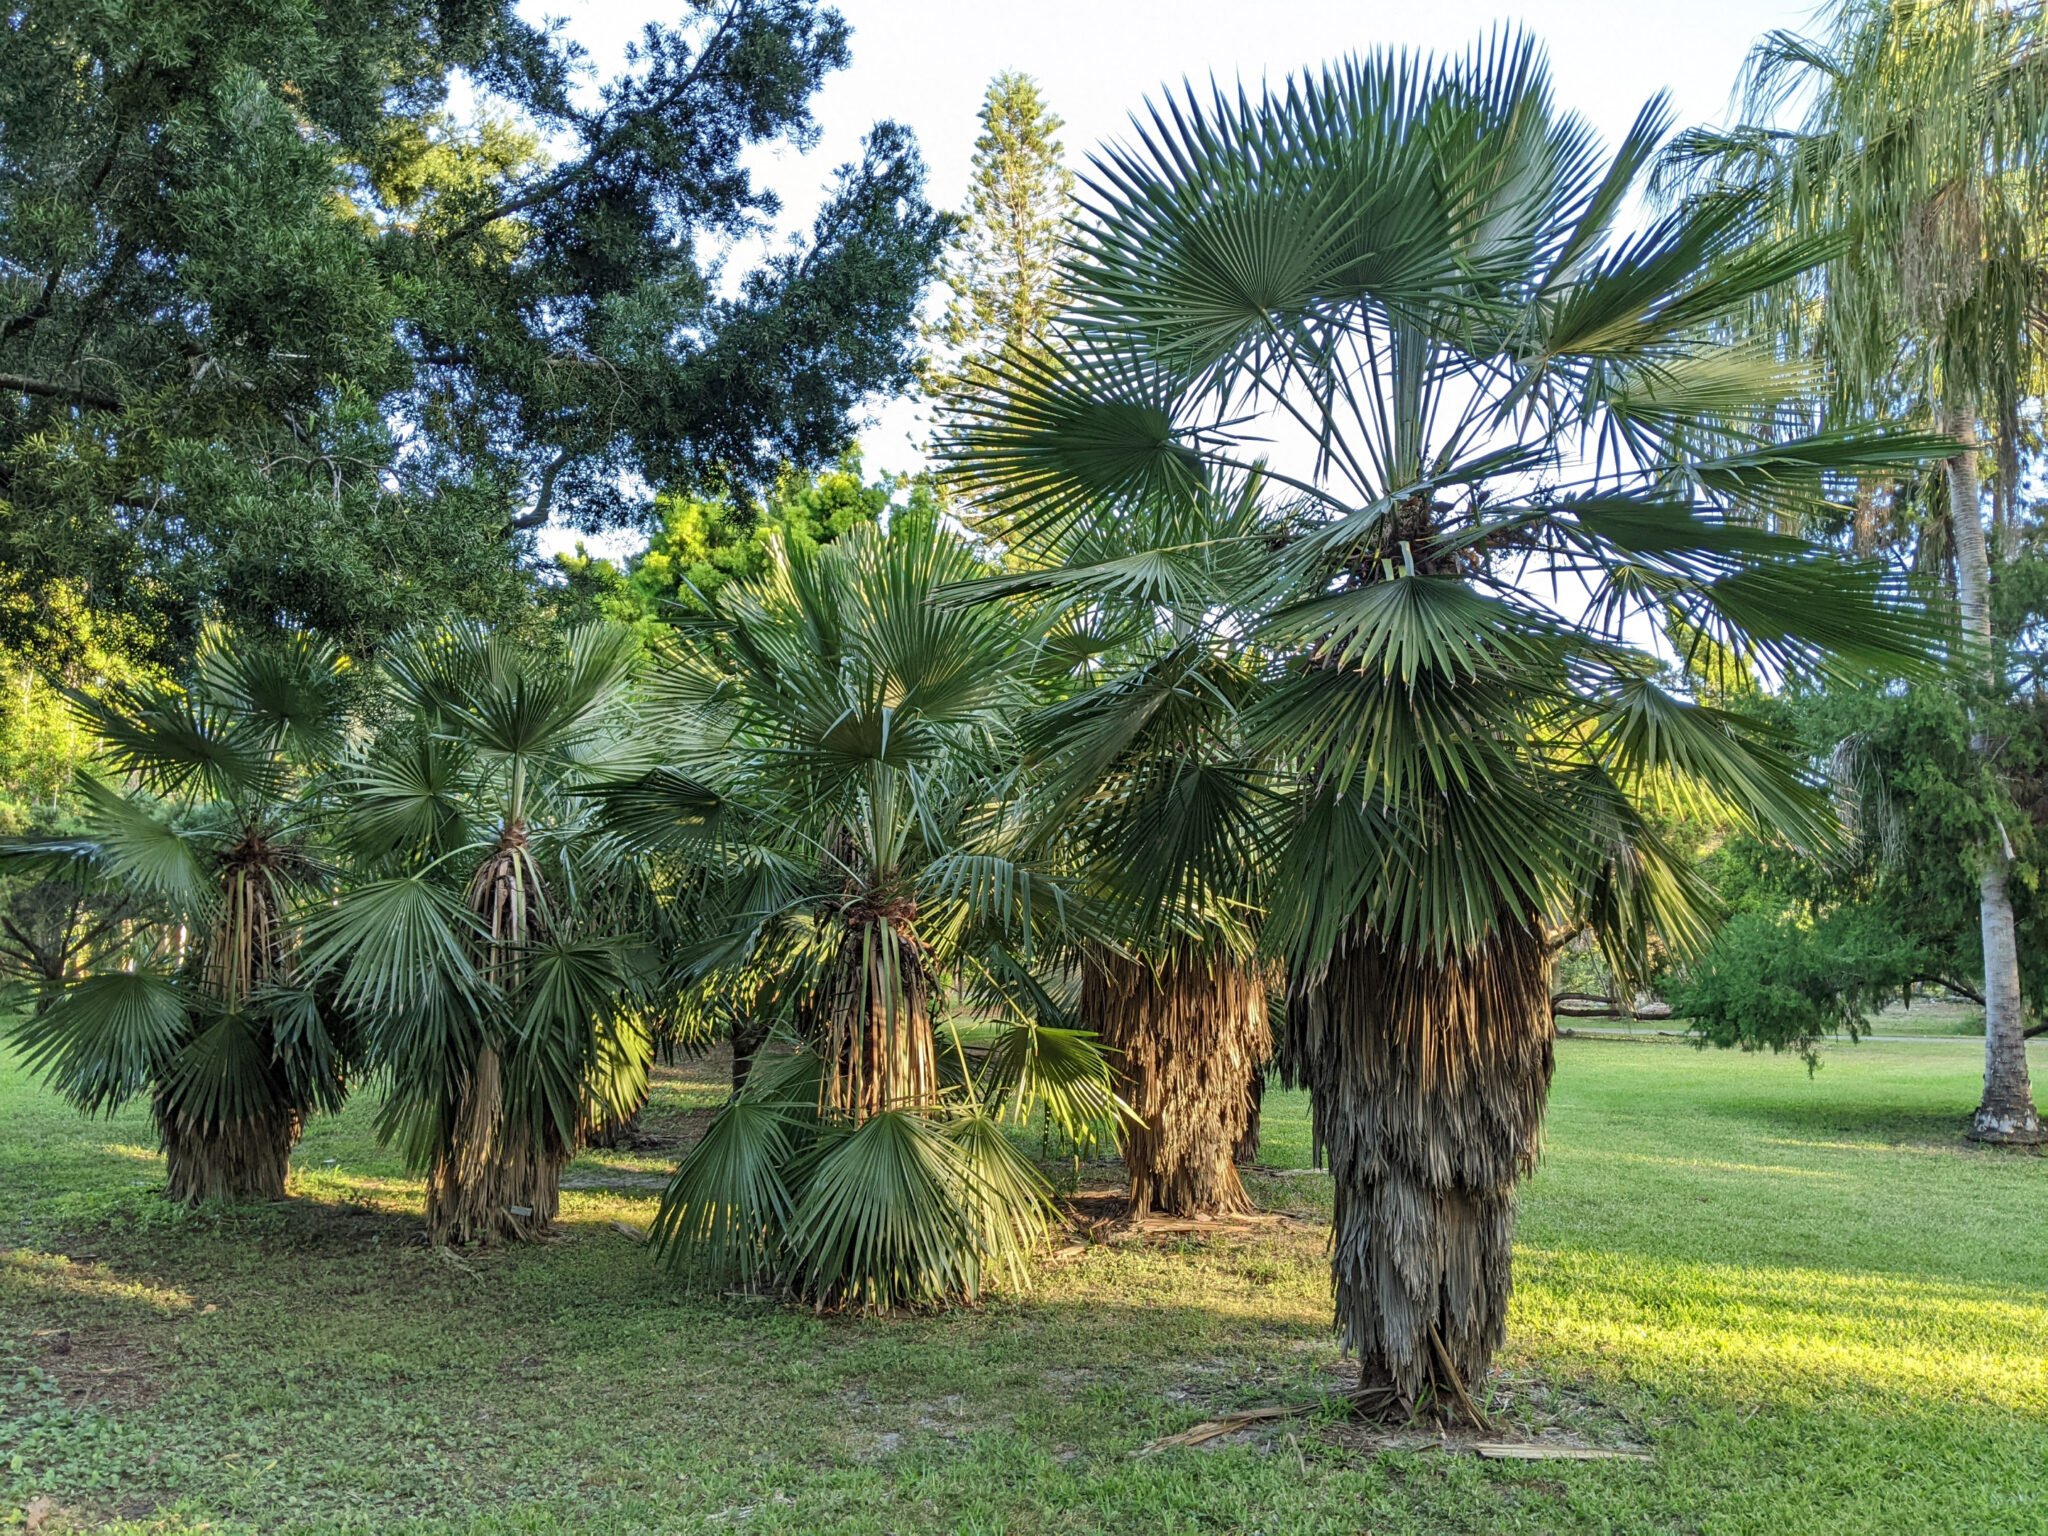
[23, 1324, 168, 1411]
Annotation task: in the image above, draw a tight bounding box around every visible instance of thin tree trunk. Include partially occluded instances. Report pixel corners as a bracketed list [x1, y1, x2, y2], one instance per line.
[158, 1100, 301, 1203]
[1084, 946, 1271, 1219]
[426, 1049, 566, 1243]
[732, 1015, 770, 1093]
[1285, 920, 1553, 1422]
[1234, 1065, 1265, 1166]
[1947, 404, 2044, 1144]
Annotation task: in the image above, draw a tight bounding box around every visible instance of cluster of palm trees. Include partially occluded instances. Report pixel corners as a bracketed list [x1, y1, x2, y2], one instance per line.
[14, 37, 1964, 1420]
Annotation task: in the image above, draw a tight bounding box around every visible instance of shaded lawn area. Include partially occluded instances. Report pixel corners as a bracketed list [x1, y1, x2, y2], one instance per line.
[2, 1037, 2044, 1535]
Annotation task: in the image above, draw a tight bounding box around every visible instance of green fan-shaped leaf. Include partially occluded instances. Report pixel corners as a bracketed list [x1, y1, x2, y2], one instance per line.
[302, 873, 480, 1018]
[11, 969, 190, 1116]
[785, 1109, 980, 1312]
[77, 778, 215, 917]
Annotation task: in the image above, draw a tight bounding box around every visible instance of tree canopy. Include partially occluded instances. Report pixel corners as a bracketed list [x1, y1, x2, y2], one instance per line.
[0, 0, 947, 667]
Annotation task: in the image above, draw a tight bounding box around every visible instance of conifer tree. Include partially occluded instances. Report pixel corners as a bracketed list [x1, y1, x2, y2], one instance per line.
[929, 73, 1075, 397]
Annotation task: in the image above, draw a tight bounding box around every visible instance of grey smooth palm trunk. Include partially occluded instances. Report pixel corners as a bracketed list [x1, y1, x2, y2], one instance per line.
[1945, 410, 2043, 1144]
[947, 41, 1945, 1416]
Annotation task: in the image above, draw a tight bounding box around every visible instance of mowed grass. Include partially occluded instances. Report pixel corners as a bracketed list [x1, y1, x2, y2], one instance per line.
[2, 1036, 2045, 1535]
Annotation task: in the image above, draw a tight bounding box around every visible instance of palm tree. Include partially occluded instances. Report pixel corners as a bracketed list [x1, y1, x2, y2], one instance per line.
[7, 630, 351, 1202]
[593, 512, 1119, 1308]
[945, 40, 1945, 1418]
[307, 621, 651, 1243]
[971, 473, 1284, 1216]
[1665, 0, 2048, 1143]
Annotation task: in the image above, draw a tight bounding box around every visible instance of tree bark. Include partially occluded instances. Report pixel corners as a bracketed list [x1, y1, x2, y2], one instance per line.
[732, 1015, 771, 1093]
[814, 921, 937, 1121]
[1947, 404, 2044, 1144]
[157, 1100, 301, 1203]
[1285, 920, 1553, 1422]
[426, 1049, 566, 1243]
[1234, 1064, 1266, 1166]
[1084, 946, 1271, 1218]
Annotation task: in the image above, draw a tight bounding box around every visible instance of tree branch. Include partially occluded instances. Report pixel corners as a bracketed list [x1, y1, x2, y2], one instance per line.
[0, 372, 120, 410]
[1, 267, 65, 343]
[440, 2, 744, 244]
[510, 450, 573, 530]
[1913, 975, 1985, 1006]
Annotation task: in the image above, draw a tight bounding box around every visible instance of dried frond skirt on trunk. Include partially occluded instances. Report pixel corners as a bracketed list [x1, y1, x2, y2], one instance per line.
[1286, 920, 1553, 1421]
[1087, 947, 1272, 1219]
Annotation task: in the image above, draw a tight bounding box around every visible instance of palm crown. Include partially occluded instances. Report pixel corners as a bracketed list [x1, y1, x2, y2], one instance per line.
[306, 620, 652, 1243]
[595, 512, 1119, 1308]
[8, 629, 351, 1202]
[943, 36, 1947, 1416]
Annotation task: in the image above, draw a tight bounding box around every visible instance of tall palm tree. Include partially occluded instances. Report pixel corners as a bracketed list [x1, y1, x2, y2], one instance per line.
[1665, 0, 2048, 1142]
[945, 41, 1946, 1418]
[969, 473, 1284, 1216]
[307, 621, 651, 1243]
[594, 512, 1118, 1308]
[7, 630, 352, 1202]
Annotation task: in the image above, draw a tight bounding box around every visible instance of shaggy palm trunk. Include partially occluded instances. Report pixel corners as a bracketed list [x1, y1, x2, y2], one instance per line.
[160, 837, 303, 1203]
[158, 1099, 301, 1203]
[428, 823, 569, 1243]
[1085, 947, 1271, 1218]
[1948, 406, 2043, 1143]
[1286, 920, 1553, 1423]
[427, 1048, 563, 1243]
[816, 919, 936, 1121]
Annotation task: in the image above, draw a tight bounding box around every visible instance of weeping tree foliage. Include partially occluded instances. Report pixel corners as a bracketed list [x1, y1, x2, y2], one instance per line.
[591, 513, 1118, 1308]
[952, 471, 1286, 1216]
[1664, 0, 2048, 1142]
[4, 630, 352, 1202]
[307, 622, 651, 1244]
[943, 40, 1947, 1420]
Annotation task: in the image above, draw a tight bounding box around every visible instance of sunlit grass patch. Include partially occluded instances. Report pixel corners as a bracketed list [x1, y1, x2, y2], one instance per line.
[1515, 1246, 2048, 1410]
[2, 1038, 2044, 1533]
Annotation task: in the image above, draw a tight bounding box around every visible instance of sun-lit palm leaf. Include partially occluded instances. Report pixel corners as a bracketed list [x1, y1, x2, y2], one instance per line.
[963, 1018, 1131, 1149]
[651, 1095, 805, 1287]
[260, 983, 351, 1117]
[1585, 678, 1830, 846]
[339, 734, 476, 859]
[1260, 575, 1573, 686]
[511, 935, 643, 1143]
[943, 1111, 1056, 1291]
[195, 627, 347, 766]
[303, 873, 481, 1018]
[937, 340, 1210, 549]
[69, 683, 275, 802]
[160, 1009, 286, 1133]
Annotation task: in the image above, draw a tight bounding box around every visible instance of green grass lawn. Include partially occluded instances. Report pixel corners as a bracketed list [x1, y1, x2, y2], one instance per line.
[3, 1035, 2044, 1535]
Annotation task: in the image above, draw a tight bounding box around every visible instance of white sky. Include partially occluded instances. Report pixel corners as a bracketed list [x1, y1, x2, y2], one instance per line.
[533, 0, 1822, 555]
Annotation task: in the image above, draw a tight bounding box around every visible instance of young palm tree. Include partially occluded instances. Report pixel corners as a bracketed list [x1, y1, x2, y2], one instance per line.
[307, 621, 651, 1243]
[1665, 0, 2048, 1142]
[972, 474, 1285, 1216]
[7, 631, 351, 1202]
[945, 41, 1945, 1418]
[593, 513, 1118, 1308]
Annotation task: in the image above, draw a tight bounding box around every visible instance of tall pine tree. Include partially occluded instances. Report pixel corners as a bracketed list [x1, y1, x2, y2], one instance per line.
[928, 72, 1074, 396]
